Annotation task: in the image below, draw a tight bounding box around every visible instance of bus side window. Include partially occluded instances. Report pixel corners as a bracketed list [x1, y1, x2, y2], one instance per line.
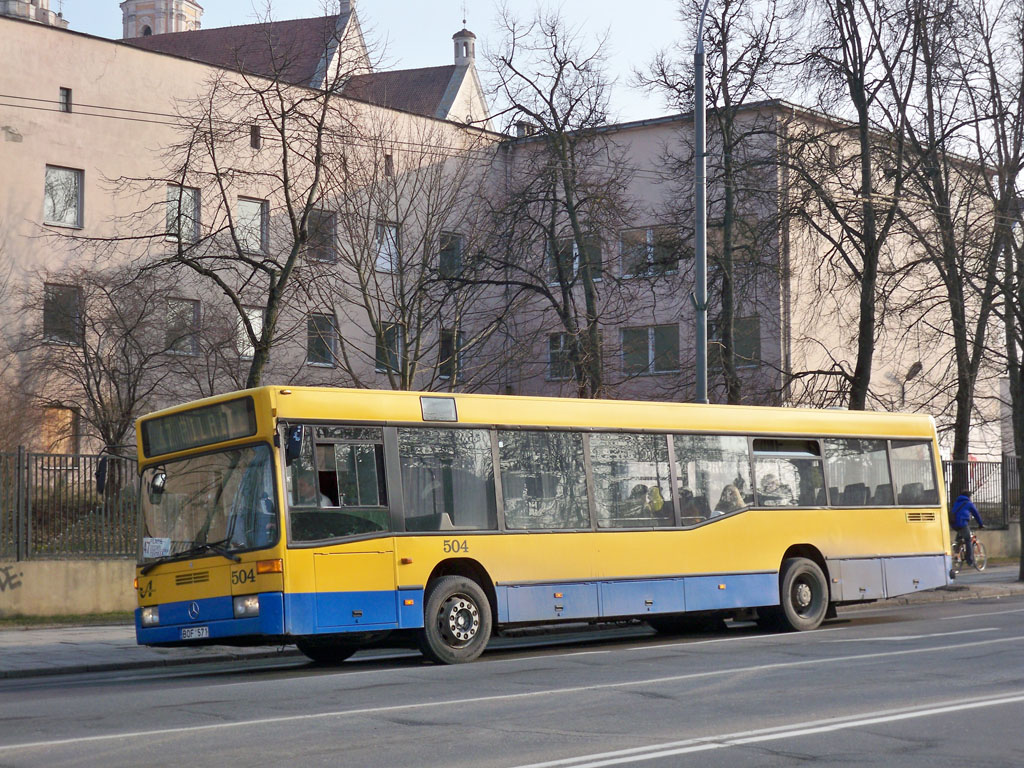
[824, 439, 892, 507]
[674, 434, 751, 521]
[287, 425, 321, 508]
[398, 427, 497, 531]
[889, 440, 937, 505]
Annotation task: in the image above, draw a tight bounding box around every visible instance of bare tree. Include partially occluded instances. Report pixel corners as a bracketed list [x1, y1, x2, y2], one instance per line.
[13, 265, 180, 450]
[785, 0, 914, 410]
[954, 0, 1024, 577]
[469, 7, 636, 398]
[0, 234, 41, 452]
[304, 110, 505, 390]
[638, 0, 792, 404]
[878, 0, 1002, 469]
[112, 10, 379, 389]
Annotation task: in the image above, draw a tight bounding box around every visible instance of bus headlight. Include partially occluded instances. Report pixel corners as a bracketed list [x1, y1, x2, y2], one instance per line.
[233, 595, 260, 618]
[141, 606, 159, 626]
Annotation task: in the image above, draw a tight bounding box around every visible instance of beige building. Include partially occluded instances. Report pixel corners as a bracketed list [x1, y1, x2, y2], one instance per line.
[0, 3, 1006, 459]
[0, 0, 67, 28]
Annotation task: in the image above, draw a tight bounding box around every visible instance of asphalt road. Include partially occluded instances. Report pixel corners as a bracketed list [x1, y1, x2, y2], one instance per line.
[1, 594, 1023, 767]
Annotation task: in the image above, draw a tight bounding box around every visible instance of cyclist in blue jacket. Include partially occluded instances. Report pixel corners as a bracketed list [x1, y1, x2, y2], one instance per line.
[952, 490, 984, 566]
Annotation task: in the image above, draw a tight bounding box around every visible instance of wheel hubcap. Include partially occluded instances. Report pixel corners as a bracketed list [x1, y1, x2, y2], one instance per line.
[439, 594, 480, 646]
[794, 581, 813, 611]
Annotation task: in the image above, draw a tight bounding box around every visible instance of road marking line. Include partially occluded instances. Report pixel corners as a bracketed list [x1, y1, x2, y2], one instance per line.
[2, 634, 1022, 753]
[940, 607, 1024, 620]
[506, 691, 1024, 768]
[826, 628, 997, 642]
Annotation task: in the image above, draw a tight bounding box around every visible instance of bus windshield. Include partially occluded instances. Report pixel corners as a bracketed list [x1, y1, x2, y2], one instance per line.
[140, 443, 277, 562]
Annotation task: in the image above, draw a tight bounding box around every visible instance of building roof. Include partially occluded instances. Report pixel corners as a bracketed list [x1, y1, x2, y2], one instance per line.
[342, 65, 458, 118]
[124, 14, 347, 86]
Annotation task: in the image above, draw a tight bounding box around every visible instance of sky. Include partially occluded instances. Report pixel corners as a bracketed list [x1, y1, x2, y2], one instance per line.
[64, 0, 686, 123]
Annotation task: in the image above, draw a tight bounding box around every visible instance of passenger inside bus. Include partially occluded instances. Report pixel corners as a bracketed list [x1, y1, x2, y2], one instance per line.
[714, 484, 745, 515]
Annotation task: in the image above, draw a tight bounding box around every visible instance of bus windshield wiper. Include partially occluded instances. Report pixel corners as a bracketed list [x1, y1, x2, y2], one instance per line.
[141, 538, 241, 574]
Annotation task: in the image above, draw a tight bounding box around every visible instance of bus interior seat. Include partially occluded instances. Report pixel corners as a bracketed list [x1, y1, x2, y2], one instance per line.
[921, 488, 939, 504]
[405, 512, 456, 531]
[502, 473, 525, 500]
[899, 482, 924, 504]
[798, 486, 820, 506]
[814, 487, 827, 505]
[872, 483, 894, 505]
[841, 483, 868, 506]
[694, 495, 711, 519]
[828, 487, 839, 505]
[449, 470, 497, 529]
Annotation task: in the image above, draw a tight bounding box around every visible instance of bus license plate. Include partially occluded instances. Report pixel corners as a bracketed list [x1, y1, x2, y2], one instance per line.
[181, 626, 209, 640]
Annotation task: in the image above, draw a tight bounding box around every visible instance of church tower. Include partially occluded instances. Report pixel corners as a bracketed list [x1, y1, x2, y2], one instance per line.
[0, 0, 69, 28]
[120, 0, 202, 38]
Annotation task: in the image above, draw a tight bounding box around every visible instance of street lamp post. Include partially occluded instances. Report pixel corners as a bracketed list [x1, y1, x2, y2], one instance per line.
[693, 0, 712, 404]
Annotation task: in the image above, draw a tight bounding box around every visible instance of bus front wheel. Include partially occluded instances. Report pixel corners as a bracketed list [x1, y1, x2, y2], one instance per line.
[295, 637, 359, 664]
[778, 557, 829, 631]
[418, 575, 492, 664]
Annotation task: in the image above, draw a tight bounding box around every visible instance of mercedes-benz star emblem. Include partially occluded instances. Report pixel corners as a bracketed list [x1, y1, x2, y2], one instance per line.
[188, 601, 200, 620]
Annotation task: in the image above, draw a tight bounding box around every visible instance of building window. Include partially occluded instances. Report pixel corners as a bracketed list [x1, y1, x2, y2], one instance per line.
[709, 315, 761, 370]
[43, 166, 83, 228]
[622, 324, 679, 374]
[43, 283, 82, 343]
[166, 298, 200, 355]
[237, 197, 267, 254]
[548, 332, 573, 380]
[236, 306, 263, 360]
[439, 232, 462, 279]
[547, 235, 601, 283]
[375, 221, 399, 272]
[708, 219, 761, 267]
[306, 313, 337, 366]
[166, 185, 200, 243]
[375, 323, 404, 372]
[384, 154, 394, 177]
[41, 406, 79, 455]
[59, 87, 72, 113]
[306, 209, 336, 262]
[439, 328, 463, 380]
[620, 226, 678, 277]
[250, 125, 262, 149]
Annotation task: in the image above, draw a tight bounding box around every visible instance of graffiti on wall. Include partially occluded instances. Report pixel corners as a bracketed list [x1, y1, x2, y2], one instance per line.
[0, 564, 24, 592]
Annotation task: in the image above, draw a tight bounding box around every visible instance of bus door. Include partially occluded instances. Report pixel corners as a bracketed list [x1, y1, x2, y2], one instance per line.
[284, 424, 398, 630]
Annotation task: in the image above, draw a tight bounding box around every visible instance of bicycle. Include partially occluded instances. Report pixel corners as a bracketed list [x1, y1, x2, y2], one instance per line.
[951, 530, 987, 573]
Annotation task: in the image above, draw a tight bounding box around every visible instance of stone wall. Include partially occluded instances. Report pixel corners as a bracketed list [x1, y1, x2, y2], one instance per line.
[0, 560, 136, 617]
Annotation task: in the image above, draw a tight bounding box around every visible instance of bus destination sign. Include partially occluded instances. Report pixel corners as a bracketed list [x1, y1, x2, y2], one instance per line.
[142, 397, 257, 458]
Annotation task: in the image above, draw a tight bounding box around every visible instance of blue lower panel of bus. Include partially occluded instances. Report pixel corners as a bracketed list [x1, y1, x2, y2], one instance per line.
[135, 592, 285, 645]
[496, 572, 778, 624]
[284, 590, 411, 635]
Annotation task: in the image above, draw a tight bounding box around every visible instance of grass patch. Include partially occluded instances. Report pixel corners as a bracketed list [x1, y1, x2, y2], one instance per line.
[0, 611, 134, 629]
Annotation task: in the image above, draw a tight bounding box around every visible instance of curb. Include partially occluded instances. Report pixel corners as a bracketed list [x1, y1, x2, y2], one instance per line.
[0, 647, 303, 681]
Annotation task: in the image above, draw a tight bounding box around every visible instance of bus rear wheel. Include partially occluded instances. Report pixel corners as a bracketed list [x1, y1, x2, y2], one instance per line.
[778, 557, 829, 631]
[418, 575, 492, 664]
[295, 637, 359, 664]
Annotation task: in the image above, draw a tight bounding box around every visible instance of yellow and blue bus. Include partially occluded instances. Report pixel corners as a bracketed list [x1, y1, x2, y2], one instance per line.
[133, 386, 951, 663]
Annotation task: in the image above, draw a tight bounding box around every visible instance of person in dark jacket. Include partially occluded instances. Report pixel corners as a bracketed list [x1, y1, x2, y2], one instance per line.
[952, 490, 984, 566]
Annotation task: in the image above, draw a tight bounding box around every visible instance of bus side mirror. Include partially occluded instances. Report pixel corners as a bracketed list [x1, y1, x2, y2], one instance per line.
[150, 471, 166, 497]
[285, 426, 302, 466]
[95, 456, 108, 495]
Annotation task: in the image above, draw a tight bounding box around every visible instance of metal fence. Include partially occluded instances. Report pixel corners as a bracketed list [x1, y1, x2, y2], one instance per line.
[943, 457, 1023, 529]
[0, 449, 138, 560]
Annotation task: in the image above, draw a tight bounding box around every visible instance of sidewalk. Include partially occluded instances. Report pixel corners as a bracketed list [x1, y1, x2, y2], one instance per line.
[2, 565, 1022, 680]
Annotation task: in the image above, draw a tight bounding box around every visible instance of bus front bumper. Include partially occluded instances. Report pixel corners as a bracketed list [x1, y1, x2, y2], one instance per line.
[136, 591, 285, 646]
